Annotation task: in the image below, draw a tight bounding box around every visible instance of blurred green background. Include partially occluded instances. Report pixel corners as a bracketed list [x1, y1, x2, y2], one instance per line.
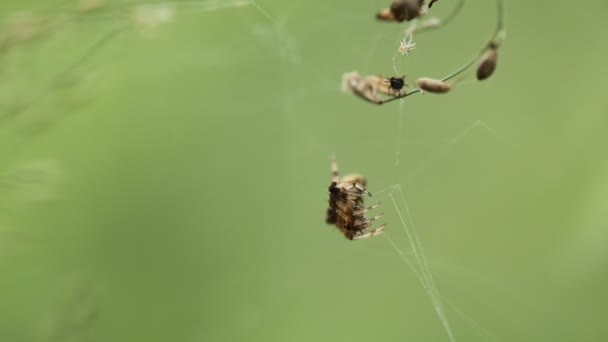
[0, 0, 607, 341]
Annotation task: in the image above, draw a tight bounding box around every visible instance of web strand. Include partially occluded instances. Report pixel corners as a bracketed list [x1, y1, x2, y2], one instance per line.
[386, 187, 456, 342]
[406, 120, 498, 182]
[379, 1, 509, 339]
[372, 180, 456, 342]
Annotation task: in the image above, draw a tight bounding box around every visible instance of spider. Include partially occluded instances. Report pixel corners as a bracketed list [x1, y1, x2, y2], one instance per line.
[386, 76, 407, 96]
[325, 158, 386, 240]
[398, 34, 416, 55]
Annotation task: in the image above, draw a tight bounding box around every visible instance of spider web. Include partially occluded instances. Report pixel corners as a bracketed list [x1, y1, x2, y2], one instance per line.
[369, 1, 507, 340]
[246, 0, 509, 341]
[0, 0, 510, 341]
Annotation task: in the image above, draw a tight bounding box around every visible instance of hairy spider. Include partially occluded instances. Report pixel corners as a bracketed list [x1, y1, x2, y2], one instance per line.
[386, 76, 407, 96]
[325, 158, 385, 240]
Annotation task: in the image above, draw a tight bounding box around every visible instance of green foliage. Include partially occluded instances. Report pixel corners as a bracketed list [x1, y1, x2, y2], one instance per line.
[0, 1, 607, 341]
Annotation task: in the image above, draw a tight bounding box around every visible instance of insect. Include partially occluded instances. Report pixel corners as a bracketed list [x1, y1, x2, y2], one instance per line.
[386, 76, 407, 96]
[325, 158, 386, 240]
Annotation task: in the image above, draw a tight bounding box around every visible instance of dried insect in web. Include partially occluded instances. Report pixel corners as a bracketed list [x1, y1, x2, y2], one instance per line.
[325, 157, 386, 240]
[343, 0, 506, 105]
[341, 72, 408, 103]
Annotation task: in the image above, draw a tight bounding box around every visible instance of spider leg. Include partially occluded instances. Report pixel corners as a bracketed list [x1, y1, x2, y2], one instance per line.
[355, 213, 384, 228]
[354, 202, 381, 216]
[354, 183, 371, 195]
[345, 183, 372, 196]
[353, 224, 386, 240]
[331, 157, 339, 183]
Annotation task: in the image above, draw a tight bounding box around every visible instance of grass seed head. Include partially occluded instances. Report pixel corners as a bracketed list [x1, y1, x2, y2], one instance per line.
[377, 0, 425, 22]
[476, 48, 498, 81]
[415, 77, 451, 93]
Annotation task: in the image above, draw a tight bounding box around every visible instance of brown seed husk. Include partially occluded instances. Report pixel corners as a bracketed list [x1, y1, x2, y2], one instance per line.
[378, 0, 424, 22]
[476, 49, 498, 81]
[393, 0, 425, 21]
[416, 78, 451, 94]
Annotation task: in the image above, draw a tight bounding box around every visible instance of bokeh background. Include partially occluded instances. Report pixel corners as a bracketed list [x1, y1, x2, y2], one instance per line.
[0, 0, 607, 341]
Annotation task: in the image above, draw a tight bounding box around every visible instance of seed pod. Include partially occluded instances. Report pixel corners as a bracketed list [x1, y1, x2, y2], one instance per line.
[415, 78, 451, 94]
[377, 0, 424, 22]
[476, 49, 498, 81]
